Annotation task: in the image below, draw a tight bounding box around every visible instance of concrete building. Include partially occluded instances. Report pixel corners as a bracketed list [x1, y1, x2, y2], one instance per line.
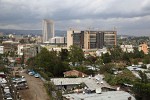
[120, 45, 134, 53]
[0, 46, 4, 54]
[42, 19, 54, 43]
[2, 41, 19, 53]
[139, 43, 149, 54]
[67, 30, 117, 49]
[51, 74, 113, 91]
[63, 91, 136, 100]
[50, 36, 66, 44]
[95, 47, 107, 56]
[18, 44, 41, 63]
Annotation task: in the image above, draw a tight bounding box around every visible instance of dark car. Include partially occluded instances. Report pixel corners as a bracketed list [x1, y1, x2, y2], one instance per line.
[16, 83, 28, 90]
[4, 92, 12, 99]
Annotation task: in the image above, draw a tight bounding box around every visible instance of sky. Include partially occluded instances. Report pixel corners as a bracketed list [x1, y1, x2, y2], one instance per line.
[0, 0, 150, 36]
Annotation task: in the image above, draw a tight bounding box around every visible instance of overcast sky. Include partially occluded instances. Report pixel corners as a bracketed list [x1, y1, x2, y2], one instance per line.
[0, 0, 150, 36]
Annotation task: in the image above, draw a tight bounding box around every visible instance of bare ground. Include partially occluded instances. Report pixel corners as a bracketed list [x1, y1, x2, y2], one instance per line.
[19, 72, 50, 100]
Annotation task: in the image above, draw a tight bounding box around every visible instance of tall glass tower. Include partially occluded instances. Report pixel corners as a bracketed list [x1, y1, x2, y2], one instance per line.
[42, 19, 54, 42]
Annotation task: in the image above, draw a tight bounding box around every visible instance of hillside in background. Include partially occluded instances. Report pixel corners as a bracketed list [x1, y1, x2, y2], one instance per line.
[0, 29, 66, 37]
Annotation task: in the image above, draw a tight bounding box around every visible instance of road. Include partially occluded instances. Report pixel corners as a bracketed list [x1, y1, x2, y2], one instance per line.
[19, 72, 50, 100]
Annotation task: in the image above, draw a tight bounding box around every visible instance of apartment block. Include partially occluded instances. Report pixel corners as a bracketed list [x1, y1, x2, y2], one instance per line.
[67, 30, 117, 49]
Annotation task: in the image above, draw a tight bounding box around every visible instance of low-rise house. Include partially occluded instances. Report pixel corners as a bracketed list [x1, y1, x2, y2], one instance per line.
[63, 91, 136, 100]
[63, 70, 88, 77]
[139, 42, 149, 54]
[51, 74, 114, 92]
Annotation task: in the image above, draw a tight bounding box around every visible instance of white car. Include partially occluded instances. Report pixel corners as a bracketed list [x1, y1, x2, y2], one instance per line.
[4, 86, 10, 93]
[28, 72, 34, 76]
[6, 97, 13, 100]
[34, 74, 39, 78]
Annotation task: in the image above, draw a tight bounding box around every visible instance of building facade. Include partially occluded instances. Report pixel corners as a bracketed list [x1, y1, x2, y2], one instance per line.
[120, 45, 134, 53]
[42, 19, 54, 42]
[67, 30, 117, 49]
[139, 43, 149, 54]
[0, 46, 4, 54]
[18, 44, 41, 63]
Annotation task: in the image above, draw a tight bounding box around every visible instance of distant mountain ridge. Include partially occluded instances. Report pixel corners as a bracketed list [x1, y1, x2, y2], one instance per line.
[0, 29, 66, 37]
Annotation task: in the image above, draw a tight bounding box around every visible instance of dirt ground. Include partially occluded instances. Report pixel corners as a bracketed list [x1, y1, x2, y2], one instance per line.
[19, 71, 50, 100]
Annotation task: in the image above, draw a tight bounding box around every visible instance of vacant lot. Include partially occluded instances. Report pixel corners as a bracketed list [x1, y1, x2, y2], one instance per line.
[19, 72, 50, 100]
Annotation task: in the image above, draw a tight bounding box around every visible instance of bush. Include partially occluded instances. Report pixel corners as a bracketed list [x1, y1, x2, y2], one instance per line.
[39, 71, 50, 80]
[44, 82, 62, 100]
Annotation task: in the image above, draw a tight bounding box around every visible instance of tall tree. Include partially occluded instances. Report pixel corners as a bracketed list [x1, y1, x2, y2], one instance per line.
[69, 45, 85, 66]
[101, 53, 111, 64]
[59, 49, 69, 61]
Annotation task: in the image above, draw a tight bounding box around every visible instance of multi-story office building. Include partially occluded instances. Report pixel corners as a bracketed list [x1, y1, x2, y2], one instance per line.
[67, 30, 117, 49]
[42, 19, 54, 42]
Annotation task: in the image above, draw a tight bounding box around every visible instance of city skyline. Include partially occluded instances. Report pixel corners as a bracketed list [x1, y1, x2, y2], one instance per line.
[0, 0, 150, 36]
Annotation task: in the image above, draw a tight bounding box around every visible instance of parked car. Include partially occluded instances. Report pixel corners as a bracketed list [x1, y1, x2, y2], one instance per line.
[5, 97, 13, 100]
[34, 73, 40, 78]
[4, 92, 12, 99]
[16, 83, 28, 90]
[3, 86, 10, 93]
[28, 72, 34, 76]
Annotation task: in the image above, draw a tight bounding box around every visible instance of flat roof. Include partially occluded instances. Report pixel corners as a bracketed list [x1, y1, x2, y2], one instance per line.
[63, 91, 135, 100]
[51, 75, 112, 91]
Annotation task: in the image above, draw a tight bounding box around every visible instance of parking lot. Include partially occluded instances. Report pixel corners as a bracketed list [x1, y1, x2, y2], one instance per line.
[0, 72, 14, 100]
[0, 87, 3, 99]
[19, 71, 50, 100]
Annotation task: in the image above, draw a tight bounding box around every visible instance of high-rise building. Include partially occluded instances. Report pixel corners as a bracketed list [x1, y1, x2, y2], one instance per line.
[67, 30, 117, 49]
[42, 19, 54, 42]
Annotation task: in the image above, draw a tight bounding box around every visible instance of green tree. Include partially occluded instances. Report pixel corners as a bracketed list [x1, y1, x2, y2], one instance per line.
[133, 48, 145, 59]
[59, 49, 69, 61]
[109, 46, 122, 62]
[101, 53, 111, 64]
[35, 48, 70, 77]
[69, 45, 84, 66]
[132, 71, 150, 100]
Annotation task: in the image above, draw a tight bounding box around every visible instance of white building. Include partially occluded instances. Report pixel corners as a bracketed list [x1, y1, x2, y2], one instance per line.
[120, 45, 134, 53]
[0, 46, 4, 54]
[50, 37, 66, 44]
[42, 19, 54, 43]
[96, 47, 107, 56]
[17, 45, 24, 56]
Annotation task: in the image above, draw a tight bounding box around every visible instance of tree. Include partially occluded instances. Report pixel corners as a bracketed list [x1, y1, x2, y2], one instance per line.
[86, 55, 97, 66]
[133, 48, 145, 59]
[59, 49, 69, 61]
[101, 53, 111, 64]
[69, 45, 84, 66]
[26, 57, 36, 69]
[34, 47, 70, 77]
[122, 52, 130, 64]
[132, 71, 150, 100]
[109, 46, 123, 62]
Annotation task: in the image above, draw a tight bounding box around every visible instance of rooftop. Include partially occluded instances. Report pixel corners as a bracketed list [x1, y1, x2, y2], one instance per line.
[63, 91, 135, 100]
[51, 74, 112, 91]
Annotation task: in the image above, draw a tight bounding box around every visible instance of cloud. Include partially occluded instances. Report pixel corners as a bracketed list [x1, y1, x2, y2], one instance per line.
[0, 0, 150, 35]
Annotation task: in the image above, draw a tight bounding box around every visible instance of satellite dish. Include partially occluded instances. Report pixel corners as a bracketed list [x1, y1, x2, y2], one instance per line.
[96, 88, 102, 94]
